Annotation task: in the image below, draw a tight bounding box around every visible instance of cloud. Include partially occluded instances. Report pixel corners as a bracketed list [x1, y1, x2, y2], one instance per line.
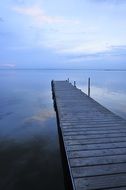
[57, 43, 110, 54]
[25, 109, 55, 122]
[0, 64, 16, 68]
[12, 5, 79, 25]
[65, 45, 126, 63]
[10, 2, 126, 68]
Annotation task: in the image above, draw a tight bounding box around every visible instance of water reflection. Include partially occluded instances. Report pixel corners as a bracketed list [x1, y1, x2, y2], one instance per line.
[79, 85, 126, 119]
[0, 70, 65, 190]
[0, 69, 126, 190]
[95, 86, 126, 119]
[26, 109, 55, 122]
[76, 71, 126, 120]
[0, 114, 65, 190]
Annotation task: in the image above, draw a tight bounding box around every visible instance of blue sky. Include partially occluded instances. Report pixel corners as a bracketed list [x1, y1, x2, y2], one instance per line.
[0, 0, 126, 69]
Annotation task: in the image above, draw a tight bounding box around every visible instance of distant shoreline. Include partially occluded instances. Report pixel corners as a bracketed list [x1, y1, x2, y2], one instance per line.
[0, 68, 126, 71]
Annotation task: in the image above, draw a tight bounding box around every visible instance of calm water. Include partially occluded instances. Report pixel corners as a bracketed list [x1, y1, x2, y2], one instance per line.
[0, 69, 126, 190]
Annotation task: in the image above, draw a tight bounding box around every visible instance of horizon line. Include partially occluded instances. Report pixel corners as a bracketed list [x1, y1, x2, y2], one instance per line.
[0, 68, 126, 71]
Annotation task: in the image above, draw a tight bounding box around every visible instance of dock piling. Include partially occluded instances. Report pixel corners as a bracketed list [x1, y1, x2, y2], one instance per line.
[88, 77, 90, 97]
[74, 81, 76, 87]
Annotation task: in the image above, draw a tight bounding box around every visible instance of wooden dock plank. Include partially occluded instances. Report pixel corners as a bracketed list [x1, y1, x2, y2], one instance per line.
[72, 162, 126, 177]
[68, 147, 126, 158]
[65, 137, 126, 146]
[66, 141, 126, 151]
[63, 131, 126, 137]
[64, 133, 126, 140]
[52, 80, 126, 190]
[62, 126, 126, 132]
[70, 154, 126, 167]
[74, 173, 126, 190]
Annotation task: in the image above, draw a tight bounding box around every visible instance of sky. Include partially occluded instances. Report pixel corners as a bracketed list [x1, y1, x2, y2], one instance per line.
[0, 0, 126, 69]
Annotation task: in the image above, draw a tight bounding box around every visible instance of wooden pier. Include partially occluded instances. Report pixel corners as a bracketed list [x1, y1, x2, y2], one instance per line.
[52, 80, 126, 190]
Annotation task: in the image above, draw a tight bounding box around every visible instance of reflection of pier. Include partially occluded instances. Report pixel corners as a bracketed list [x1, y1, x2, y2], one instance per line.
[52, 80, 126, 190]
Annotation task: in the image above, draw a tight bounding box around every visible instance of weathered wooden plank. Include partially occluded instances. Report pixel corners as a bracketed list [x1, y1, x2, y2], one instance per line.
[68, 147, 126, 158]
[74, 173, 126, 190]
[61, 123, 126, 128]
[70, 154, 126, 167]
[62, 126, 126, 132]
[66, 141, 126, 151]
[64, 133, 126, 140]
[65, 137, 126, 146]
[102, 188, 126, 190]
[63, 129, 126, 136]
[60, 117, 124, 121]
[61, 119, 123, 125]
[60, 118, 124, 122]
[62, 116, 123, 119]
[72, 162, 126, 177]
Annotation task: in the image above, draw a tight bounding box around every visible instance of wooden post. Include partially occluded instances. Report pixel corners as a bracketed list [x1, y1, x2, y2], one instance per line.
[88, 77, 90, 97]
[74, 81, 76, 87]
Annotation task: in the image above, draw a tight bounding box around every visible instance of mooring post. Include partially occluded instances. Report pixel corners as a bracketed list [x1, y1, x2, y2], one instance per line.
[74, 81, 76, 87]
[88, 77, 90, 97]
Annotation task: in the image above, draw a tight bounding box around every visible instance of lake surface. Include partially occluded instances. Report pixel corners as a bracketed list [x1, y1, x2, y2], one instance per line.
[0, 69, 126, 190]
